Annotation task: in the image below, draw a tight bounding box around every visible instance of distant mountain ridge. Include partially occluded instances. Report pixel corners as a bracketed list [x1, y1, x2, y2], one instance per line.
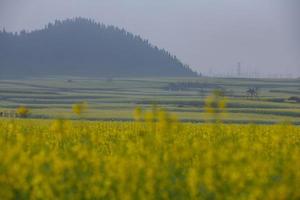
[0, 18, 198, 77]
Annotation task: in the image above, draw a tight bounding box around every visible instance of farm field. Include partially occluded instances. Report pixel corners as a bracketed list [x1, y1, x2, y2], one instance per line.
[0, 116, 299, 199]
[0, 77, 300, 124]
[0, 77, 300, 199]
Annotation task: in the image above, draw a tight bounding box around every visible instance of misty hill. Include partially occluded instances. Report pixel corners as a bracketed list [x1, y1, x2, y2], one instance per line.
[0, 18, 197, 77]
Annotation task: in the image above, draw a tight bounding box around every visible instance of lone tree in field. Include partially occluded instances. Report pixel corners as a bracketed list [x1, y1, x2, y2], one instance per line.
[246, 87, 258, 98]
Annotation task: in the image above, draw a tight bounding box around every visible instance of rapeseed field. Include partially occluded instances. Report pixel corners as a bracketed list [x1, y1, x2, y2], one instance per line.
[0, 109, 299, 199]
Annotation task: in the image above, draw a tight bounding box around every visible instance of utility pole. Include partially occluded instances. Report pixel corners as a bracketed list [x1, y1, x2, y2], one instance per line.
[237, 62, 241, 77]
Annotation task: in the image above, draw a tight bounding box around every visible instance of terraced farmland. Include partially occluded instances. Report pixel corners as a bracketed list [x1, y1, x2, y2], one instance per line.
[0, 77, 299, 124]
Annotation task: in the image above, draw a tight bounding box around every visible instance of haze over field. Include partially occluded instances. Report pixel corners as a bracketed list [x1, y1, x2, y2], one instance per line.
[0, 0, 299, 77]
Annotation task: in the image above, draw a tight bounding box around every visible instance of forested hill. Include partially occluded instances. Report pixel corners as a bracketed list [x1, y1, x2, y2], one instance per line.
[0, 18, 198, 77]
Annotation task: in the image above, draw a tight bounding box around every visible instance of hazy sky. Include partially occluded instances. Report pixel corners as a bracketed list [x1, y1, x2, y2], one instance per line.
[0, 0, 299, 77]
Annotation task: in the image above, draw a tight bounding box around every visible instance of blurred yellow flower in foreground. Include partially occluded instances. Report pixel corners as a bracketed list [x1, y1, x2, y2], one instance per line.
[0, 108, 299, 199]
[72, 101, 88, 116]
